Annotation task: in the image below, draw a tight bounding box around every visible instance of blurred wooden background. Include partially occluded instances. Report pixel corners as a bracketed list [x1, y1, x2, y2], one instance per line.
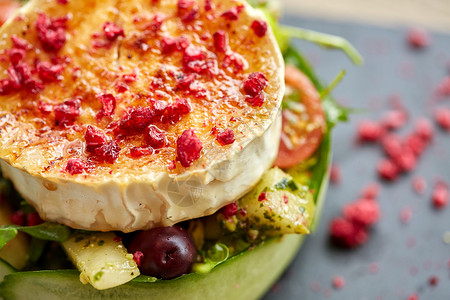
[280, 0, 450, 32]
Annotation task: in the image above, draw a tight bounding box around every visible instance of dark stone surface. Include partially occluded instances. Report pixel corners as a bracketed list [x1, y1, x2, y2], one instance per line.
[263, 15, 450, 300]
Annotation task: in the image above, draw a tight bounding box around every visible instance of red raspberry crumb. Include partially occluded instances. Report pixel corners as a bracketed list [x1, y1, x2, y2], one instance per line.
[399, 207, 413, 224]
[405, 134, 426, 156]
[119, 107, 155, 134]
[54, 98, 81, 126]
[10, 210, 25, 226]
[407, 293, 419, 300]
[133, 251, 144, 267]
[66, 158, 87, 175]
[251, 20, 268, 37]
[183, 46, 206, 74]
[103, 22, 125, 41]
[377, 159, 400, 181]
[435, 108, 450, 131]
[435, 76, 450, 98]
[245, 93, 265, 107]
[97, 93, 116, 118]
[221, 202, 238, 219]
[243, 72, 268, 96]
[36, 61, 64, 82]
[26, 212, 43, 226]
[414, 118, 434, 142]
[35, 13, 67, 52]
[429, 275, 439, 286]
[216, 129, 235, 146]
[9, 48, 26, 65]
[176, 129, 203, 167]
[113, 235, 122, 242]
[177, 0, 194, 10]
[258, 192, 267, 202]
[146, 125, 166, 149]
[164, 98, 191, 124]
[329, 217, 368, 248]
[180, 8, 198, 23]
[412, 176, 426, 194]
[407, 27, 430, 48]
[85, 125, 108, 152]
[122, 73, 137, 83]
[343, 199, 380, 227]
[129, 147, 153, 158]
[213, 30, 227, 52]
[381, 110, 408, 130]
[0, 79, 12, 95]
[357, 121, 384, 142]
[38, 101, 53, 114]
[7, 66, 21, 89]
[204, 0, 212, 11]
[168, 160, 176, 170]
[161, 36, 177, 54]
[11, 35, 31, 50]
[176, 73, 196, 91]
[221, 6, 244, 21]
[330, 164, 341, 184]
[332, 276, 345, 290]
[432, 183, 448, 209]
[95, 141, 121, 164]
[360, 183, 380, 199]
[381, 134, 402, 158]
[395, 147, 417, 172]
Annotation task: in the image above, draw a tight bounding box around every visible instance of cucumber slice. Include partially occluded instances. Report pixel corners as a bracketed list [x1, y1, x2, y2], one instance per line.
[0, 235, 304, 300]
[0, 258, 15, 282]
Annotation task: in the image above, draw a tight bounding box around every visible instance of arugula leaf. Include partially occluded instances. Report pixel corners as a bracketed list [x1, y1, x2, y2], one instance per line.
[0, 222, 72, 250]
[0, 228, 18, 249]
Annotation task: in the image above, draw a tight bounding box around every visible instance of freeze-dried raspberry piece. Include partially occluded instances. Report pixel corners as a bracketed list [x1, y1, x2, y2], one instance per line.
[146, 125, 166, 149]
[432, 183, 448, 209]
[36, 61, 64, 82]
[85, 125, 108, 152]
[103, 22, 125, 41]
[164, 98, 191, 124]
[360, 183, 380, 199]
[407, 27, 430, 49]
[221, 5, 244, 21]
[10, 210, 25, 226]
[35, 13, 67, 52]
[161, 36, 177, 54]
[221, 202, 238, 219]
[377, 159, 400, 181]
[414, 118, 434, 142]
[118, 107, 155, 134]
[245, 93, 265, 107]
[216, 129, 235, 146]
[183, 46, 207, 73]
[381, 134, 402, 158]
[95, 140, 121, 164]
[243, 72, 268, 96]
[11, 35, 31, 50]
[97, 93, 116, 118]
[54, 98, 81, 126]
[330, 164, 341, 184]
[357, 121, 384, 142]
[26, 212, 43, 226]
[329, 217, 368, 248]
[213, 30, 227, 52]
[129, 147, 154, 158]
[395, 147, 416, 172]
[381, 110, 408, 130]
[9, 48, 25, 65]
[251, 20, 268, 37]
[176, 129, 202, 167]
[343, 199, 380, 227]
[435, 108, 450, 131]
[66, 158, 87, 175]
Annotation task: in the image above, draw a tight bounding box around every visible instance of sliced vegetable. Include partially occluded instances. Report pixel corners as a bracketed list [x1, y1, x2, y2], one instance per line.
[274, 65, 326, 169]
[238, 168, 315, 235]
[62, 232, 140, 290]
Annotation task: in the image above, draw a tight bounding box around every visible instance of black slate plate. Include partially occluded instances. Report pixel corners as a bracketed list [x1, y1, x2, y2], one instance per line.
[263, 15, 450, 300]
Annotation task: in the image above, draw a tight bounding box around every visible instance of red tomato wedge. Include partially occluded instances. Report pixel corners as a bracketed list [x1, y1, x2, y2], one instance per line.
[0, 0, 20, 26]
[274, 65, 326, 169]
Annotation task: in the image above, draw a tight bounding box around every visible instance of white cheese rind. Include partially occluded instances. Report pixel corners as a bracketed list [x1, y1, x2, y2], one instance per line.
[0, 113, 281, 232]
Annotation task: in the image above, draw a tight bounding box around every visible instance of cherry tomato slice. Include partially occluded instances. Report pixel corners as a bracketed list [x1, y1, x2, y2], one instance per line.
[0, 0, 20, 26]
[274, 64, 326, 169]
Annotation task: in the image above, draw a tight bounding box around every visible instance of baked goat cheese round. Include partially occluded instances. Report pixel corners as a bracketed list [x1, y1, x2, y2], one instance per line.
[0, 0, 284, 232]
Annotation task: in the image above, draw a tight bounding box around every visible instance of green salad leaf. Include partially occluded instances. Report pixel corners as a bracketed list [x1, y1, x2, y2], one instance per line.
[0, 222, 72, 250]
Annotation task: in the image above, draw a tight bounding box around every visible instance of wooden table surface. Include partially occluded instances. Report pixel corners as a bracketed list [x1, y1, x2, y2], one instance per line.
[281, 0, 450, 32]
